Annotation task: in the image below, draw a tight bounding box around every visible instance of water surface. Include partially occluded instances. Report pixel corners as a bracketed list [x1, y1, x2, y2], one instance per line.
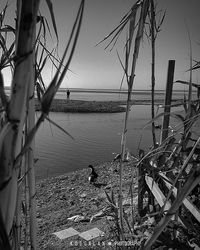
[35, 105, 154, 179]
[35, 90, 186, 179]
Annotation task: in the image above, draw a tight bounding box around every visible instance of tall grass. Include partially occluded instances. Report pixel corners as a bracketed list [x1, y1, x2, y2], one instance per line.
[99, 0, 151, 241]
[100, 1, 200, 248]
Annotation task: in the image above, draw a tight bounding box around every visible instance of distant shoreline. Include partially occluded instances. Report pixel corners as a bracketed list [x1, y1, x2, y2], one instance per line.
[4, 86, 195, 95]
[57, 88, 192, 95]
[35, 98, 183, 113]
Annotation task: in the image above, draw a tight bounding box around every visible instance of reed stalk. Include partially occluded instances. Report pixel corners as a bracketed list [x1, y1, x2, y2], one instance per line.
[119, 0, 150, 239]
[147, 1, 165, 147]
[98, 0, 151, 240]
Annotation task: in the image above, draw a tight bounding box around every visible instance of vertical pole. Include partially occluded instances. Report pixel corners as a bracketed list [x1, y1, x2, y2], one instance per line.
[138, 149, 146, 217]
[161, 60, 175, 143]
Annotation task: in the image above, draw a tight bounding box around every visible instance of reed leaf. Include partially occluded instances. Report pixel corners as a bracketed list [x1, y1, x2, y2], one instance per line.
[41, 0, 85, 114]
[45, 0, 59, 41]
[145, 111, 184, 127]
[175, 80, 200, 89]
[45, 116, 74, 140]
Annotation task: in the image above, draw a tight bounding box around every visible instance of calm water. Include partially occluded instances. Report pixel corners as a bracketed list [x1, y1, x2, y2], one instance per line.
[35, 90, 186, 179]
[55, 89, 193, 102]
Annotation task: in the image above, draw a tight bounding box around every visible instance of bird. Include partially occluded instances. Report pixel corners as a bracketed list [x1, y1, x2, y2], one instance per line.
[88, 165, 98, 184]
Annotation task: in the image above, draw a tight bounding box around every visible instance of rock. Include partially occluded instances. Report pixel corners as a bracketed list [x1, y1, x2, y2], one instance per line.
[69, 200, 75, 206]
[79, 192, 87, 198]
[106, 216, 114, 221]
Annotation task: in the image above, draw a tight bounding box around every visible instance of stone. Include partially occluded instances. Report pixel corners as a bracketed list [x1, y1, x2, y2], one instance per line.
[53, 227, 79, 240]
[79, 228, 104, 241]
[80, 192, 87, 198]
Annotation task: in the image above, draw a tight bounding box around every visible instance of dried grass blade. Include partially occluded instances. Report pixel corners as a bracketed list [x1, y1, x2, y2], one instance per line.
[175, 80, 200, 89]
[105, 22, 128, 51]
[38, 41, 60, 70]
[95, 13, 131, 47]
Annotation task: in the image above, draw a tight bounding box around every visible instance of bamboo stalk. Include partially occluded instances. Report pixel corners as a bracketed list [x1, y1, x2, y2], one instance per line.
[27, 22, 37, 249]
[0, 0, 40, 239]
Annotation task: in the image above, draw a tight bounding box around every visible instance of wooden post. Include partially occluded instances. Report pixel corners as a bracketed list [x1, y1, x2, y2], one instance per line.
[161, 60, 175, 143]
[138, 149, 148, 217]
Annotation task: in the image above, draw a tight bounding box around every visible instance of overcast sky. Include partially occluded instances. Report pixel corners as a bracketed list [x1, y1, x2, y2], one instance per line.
[1, 0, 200, 90]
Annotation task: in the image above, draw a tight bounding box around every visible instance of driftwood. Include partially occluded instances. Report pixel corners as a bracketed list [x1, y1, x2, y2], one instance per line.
[159, 172, 200, 223]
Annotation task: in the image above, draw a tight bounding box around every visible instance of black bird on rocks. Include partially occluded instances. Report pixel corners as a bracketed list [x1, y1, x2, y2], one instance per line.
[88, 165, 98, 183]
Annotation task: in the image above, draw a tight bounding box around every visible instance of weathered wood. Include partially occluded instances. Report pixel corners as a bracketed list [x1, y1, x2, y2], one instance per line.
[145, 175, 185, 227]
[161, 60, 175, 143]
[145, 176, 172, 214]
[159, 172, 200, 223]
[144, 165, 200, 249]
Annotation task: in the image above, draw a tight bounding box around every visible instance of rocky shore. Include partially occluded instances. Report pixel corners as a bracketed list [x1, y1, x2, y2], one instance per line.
[36, 160, 139, 249]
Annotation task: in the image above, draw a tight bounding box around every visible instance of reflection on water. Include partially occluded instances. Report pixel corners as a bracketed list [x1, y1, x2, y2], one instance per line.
[35, 104, 184, 180]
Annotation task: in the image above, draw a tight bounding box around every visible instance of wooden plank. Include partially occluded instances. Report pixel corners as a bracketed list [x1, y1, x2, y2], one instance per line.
[145, 176, 172, 214]
[145, 175, 185, 224]
[159, 172, 200, 223]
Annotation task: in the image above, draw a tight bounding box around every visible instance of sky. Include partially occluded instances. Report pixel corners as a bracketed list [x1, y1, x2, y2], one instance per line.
[1, 0, 200, 90]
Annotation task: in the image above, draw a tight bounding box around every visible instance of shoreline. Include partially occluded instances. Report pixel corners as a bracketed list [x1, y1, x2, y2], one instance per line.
[35, 98, 182, 113]
[36, 160, 138, 249]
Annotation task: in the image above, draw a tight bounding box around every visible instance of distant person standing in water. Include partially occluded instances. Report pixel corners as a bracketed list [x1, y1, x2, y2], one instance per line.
[66, 89, 70, 99]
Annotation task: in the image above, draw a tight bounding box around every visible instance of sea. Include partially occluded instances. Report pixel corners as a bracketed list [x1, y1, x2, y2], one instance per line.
[34, 89, 192, 180]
